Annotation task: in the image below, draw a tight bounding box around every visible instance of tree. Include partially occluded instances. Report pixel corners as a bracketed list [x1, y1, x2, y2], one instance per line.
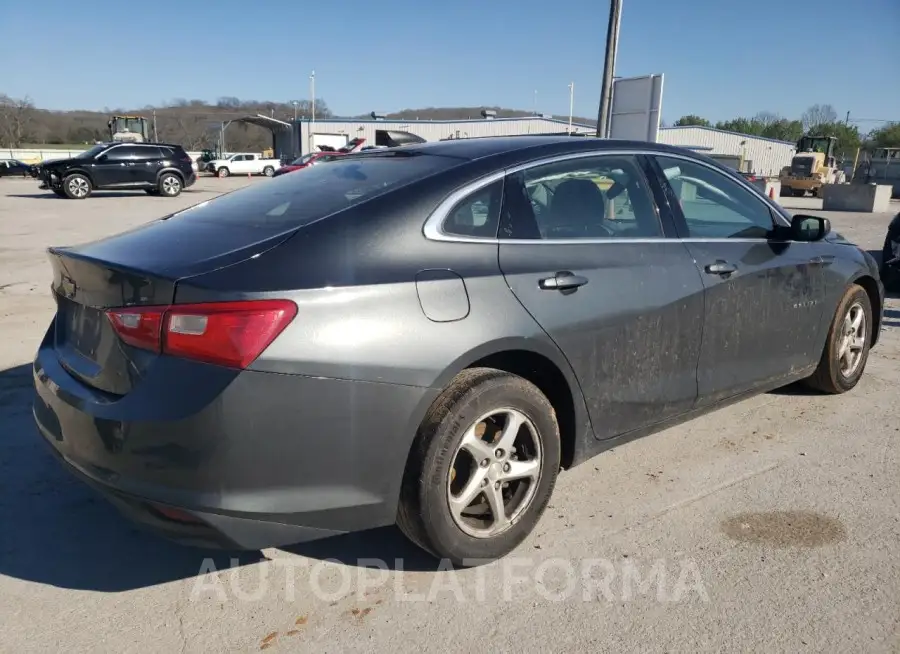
[715, 117, 763, 136]
[674, 115, 710, 127]
[801, 104, 838, 132]
[0, 94, 35, 147]
[760, 119, 803, 143]
[812, 122, 862, 159]
[868, 123, 900, 149]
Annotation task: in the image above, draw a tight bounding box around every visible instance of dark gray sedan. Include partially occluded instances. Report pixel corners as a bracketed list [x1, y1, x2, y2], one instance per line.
[32, 136, 883, 565]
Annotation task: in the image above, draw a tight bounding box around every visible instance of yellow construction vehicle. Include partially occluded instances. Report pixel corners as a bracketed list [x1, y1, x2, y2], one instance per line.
[108, 115, 151, 143]
[779, 135, 843, 197]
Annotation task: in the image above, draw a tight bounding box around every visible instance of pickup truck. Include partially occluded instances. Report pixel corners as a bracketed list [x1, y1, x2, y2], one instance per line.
[207, 153, 282, 178]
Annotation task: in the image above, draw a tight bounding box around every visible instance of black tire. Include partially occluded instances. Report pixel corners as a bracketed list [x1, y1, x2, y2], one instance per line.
[880, 265, 900, 294]
[803, 284, 873, 394]
[52, 189, 66, 198]
[263, 166, 275, 177]
[793, 188, 805, 197]
[158, 173, 183, 197]
[217, 167, 230, 178]
[62, 173, 92, 199]
[397, 367, 560, 567]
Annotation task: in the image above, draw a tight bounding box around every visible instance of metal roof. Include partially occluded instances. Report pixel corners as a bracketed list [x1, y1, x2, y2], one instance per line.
[659, 125, 795, 146]
[236, 114, 293, 131]
[299, 115, 598, 129]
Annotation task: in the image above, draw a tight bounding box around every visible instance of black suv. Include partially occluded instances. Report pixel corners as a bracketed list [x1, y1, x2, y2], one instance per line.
[38, 142, 196, 199]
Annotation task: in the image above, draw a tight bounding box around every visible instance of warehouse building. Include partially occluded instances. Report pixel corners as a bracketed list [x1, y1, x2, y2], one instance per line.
[278, 113, 596, 158]
[657, 126, 796, 177]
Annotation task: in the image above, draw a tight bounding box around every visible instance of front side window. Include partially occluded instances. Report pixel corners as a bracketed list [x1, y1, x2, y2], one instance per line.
[503, 154, 661, 240]
[655, 156, 775, 239]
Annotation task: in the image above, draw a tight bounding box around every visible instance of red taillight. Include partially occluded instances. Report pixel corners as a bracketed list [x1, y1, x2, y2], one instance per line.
[106, 300, 297, 369]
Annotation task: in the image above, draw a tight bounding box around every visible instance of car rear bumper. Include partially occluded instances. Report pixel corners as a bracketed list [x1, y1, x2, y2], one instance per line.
[32, 325, 437, 550]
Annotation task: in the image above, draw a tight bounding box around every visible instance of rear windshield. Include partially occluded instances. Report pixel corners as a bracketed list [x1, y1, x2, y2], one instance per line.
[169, 152, 455, 229]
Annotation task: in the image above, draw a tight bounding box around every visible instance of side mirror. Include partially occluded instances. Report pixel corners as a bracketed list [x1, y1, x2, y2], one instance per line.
[791, 214, 830, 242]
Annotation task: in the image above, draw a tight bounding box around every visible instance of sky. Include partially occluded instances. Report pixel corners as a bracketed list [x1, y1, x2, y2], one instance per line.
[2, 0, 898, 128]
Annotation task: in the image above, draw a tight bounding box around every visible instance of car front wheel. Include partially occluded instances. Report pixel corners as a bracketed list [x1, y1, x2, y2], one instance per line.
[804, 284, 872, 393]
[397, 368, 560, 566]
[63, 174, 92, 199]
[217, 167, 230, 178]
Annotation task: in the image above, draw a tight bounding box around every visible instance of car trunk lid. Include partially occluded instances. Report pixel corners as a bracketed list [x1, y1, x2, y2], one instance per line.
[48, 215, 296, 395]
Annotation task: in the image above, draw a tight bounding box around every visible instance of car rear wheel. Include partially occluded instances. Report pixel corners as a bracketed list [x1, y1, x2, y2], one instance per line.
[159, 173, 183, 197]
[397, 368, 560, 566]
[63, 174, 91, 199]
[217, 167, 230, 178]
[804, 284, 872, 394]
[263, 166, 275, 177]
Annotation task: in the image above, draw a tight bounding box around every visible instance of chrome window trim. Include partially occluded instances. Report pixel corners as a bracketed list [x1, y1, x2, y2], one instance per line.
[423, 148, 791, 245]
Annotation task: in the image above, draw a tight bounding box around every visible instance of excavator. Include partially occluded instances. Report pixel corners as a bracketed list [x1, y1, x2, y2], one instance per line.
[779, 135, 844, 197]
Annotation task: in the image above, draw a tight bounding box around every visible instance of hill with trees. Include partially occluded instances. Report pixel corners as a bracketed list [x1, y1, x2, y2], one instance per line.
[1, 94, 897, 156]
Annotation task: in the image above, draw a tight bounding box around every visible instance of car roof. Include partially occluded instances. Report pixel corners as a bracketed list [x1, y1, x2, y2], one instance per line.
[388, 135, 712, 163]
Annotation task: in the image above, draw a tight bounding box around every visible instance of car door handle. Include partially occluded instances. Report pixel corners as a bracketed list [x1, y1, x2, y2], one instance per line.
[704, 260, 738, 275]
[809, 255, 834, 266]
[539, 272, 589, 290]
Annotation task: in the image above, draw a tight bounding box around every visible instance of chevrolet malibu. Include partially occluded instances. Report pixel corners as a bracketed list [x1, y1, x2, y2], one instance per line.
[33, 136, 883, 565]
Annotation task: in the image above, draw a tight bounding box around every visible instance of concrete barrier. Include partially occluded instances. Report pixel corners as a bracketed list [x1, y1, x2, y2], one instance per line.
[822, 183, 893, 213]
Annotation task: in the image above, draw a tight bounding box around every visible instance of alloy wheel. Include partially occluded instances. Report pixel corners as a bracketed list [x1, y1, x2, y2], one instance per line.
[837, 301, 866, 377]
[162, 176, 181, 196]
[68, 177, 89, 198]
[447, 408, 542, 539]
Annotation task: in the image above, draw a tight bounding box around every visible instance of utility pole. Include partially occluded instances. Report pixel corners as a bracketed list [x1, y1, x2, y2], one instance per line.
[309, 70, 316, 152]
[845, 111, 850, 126]
[292, 101, 299, 122]
[152, 109, 158, 142]
[533, 89, 538, 115]
[596, 0, 623, 138]
[568, 82, 575, 133]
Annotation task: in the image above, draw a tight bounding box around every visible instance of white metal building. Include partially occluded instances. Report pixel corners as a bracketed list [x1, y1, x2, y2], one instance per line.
[657, 126, 796, 177]
[295, 116, 595, 156]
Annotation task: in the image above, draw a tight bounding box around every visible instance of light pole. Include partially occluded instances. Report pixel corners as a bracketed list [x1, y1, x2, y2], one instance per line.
[568, 82, 575, 133]
[292, 101, 299, 122]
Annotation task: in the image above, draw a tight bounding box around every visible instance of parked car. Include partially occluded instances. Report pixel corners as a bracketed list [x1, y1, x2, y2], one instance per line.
[274, 138, 368, 177]
[880, 211, 900, 292]
[207, 152, 282, 178]
[32, 136, 883, 565]
[272, 151, 344, 177]
[0, 158, 35, 178]
[37, 142, 196, 199]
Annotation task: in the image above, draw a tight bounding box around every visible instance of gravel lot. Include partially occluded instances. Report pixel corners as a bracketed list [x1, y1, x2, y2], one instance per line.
[1, 177, 898, 653]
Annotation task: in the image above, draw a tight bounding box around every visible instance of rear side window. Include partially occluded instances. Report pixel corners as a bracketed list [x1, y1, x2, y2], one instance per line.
[441, 180, 503, 238]
[169, 153, 457, 230]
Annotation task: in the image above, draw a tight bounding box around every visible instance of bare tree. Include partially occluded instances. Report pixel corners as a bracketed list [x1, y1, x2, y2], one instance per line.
[753, 111, 781, 126]
[0, 94, 36, 147]
[801, 104, 838, 132]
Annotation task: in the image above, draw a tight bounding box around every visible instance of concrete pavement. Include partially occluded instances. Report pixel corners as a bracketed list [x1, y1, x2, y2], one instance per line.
[0, 178, 897, 653]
